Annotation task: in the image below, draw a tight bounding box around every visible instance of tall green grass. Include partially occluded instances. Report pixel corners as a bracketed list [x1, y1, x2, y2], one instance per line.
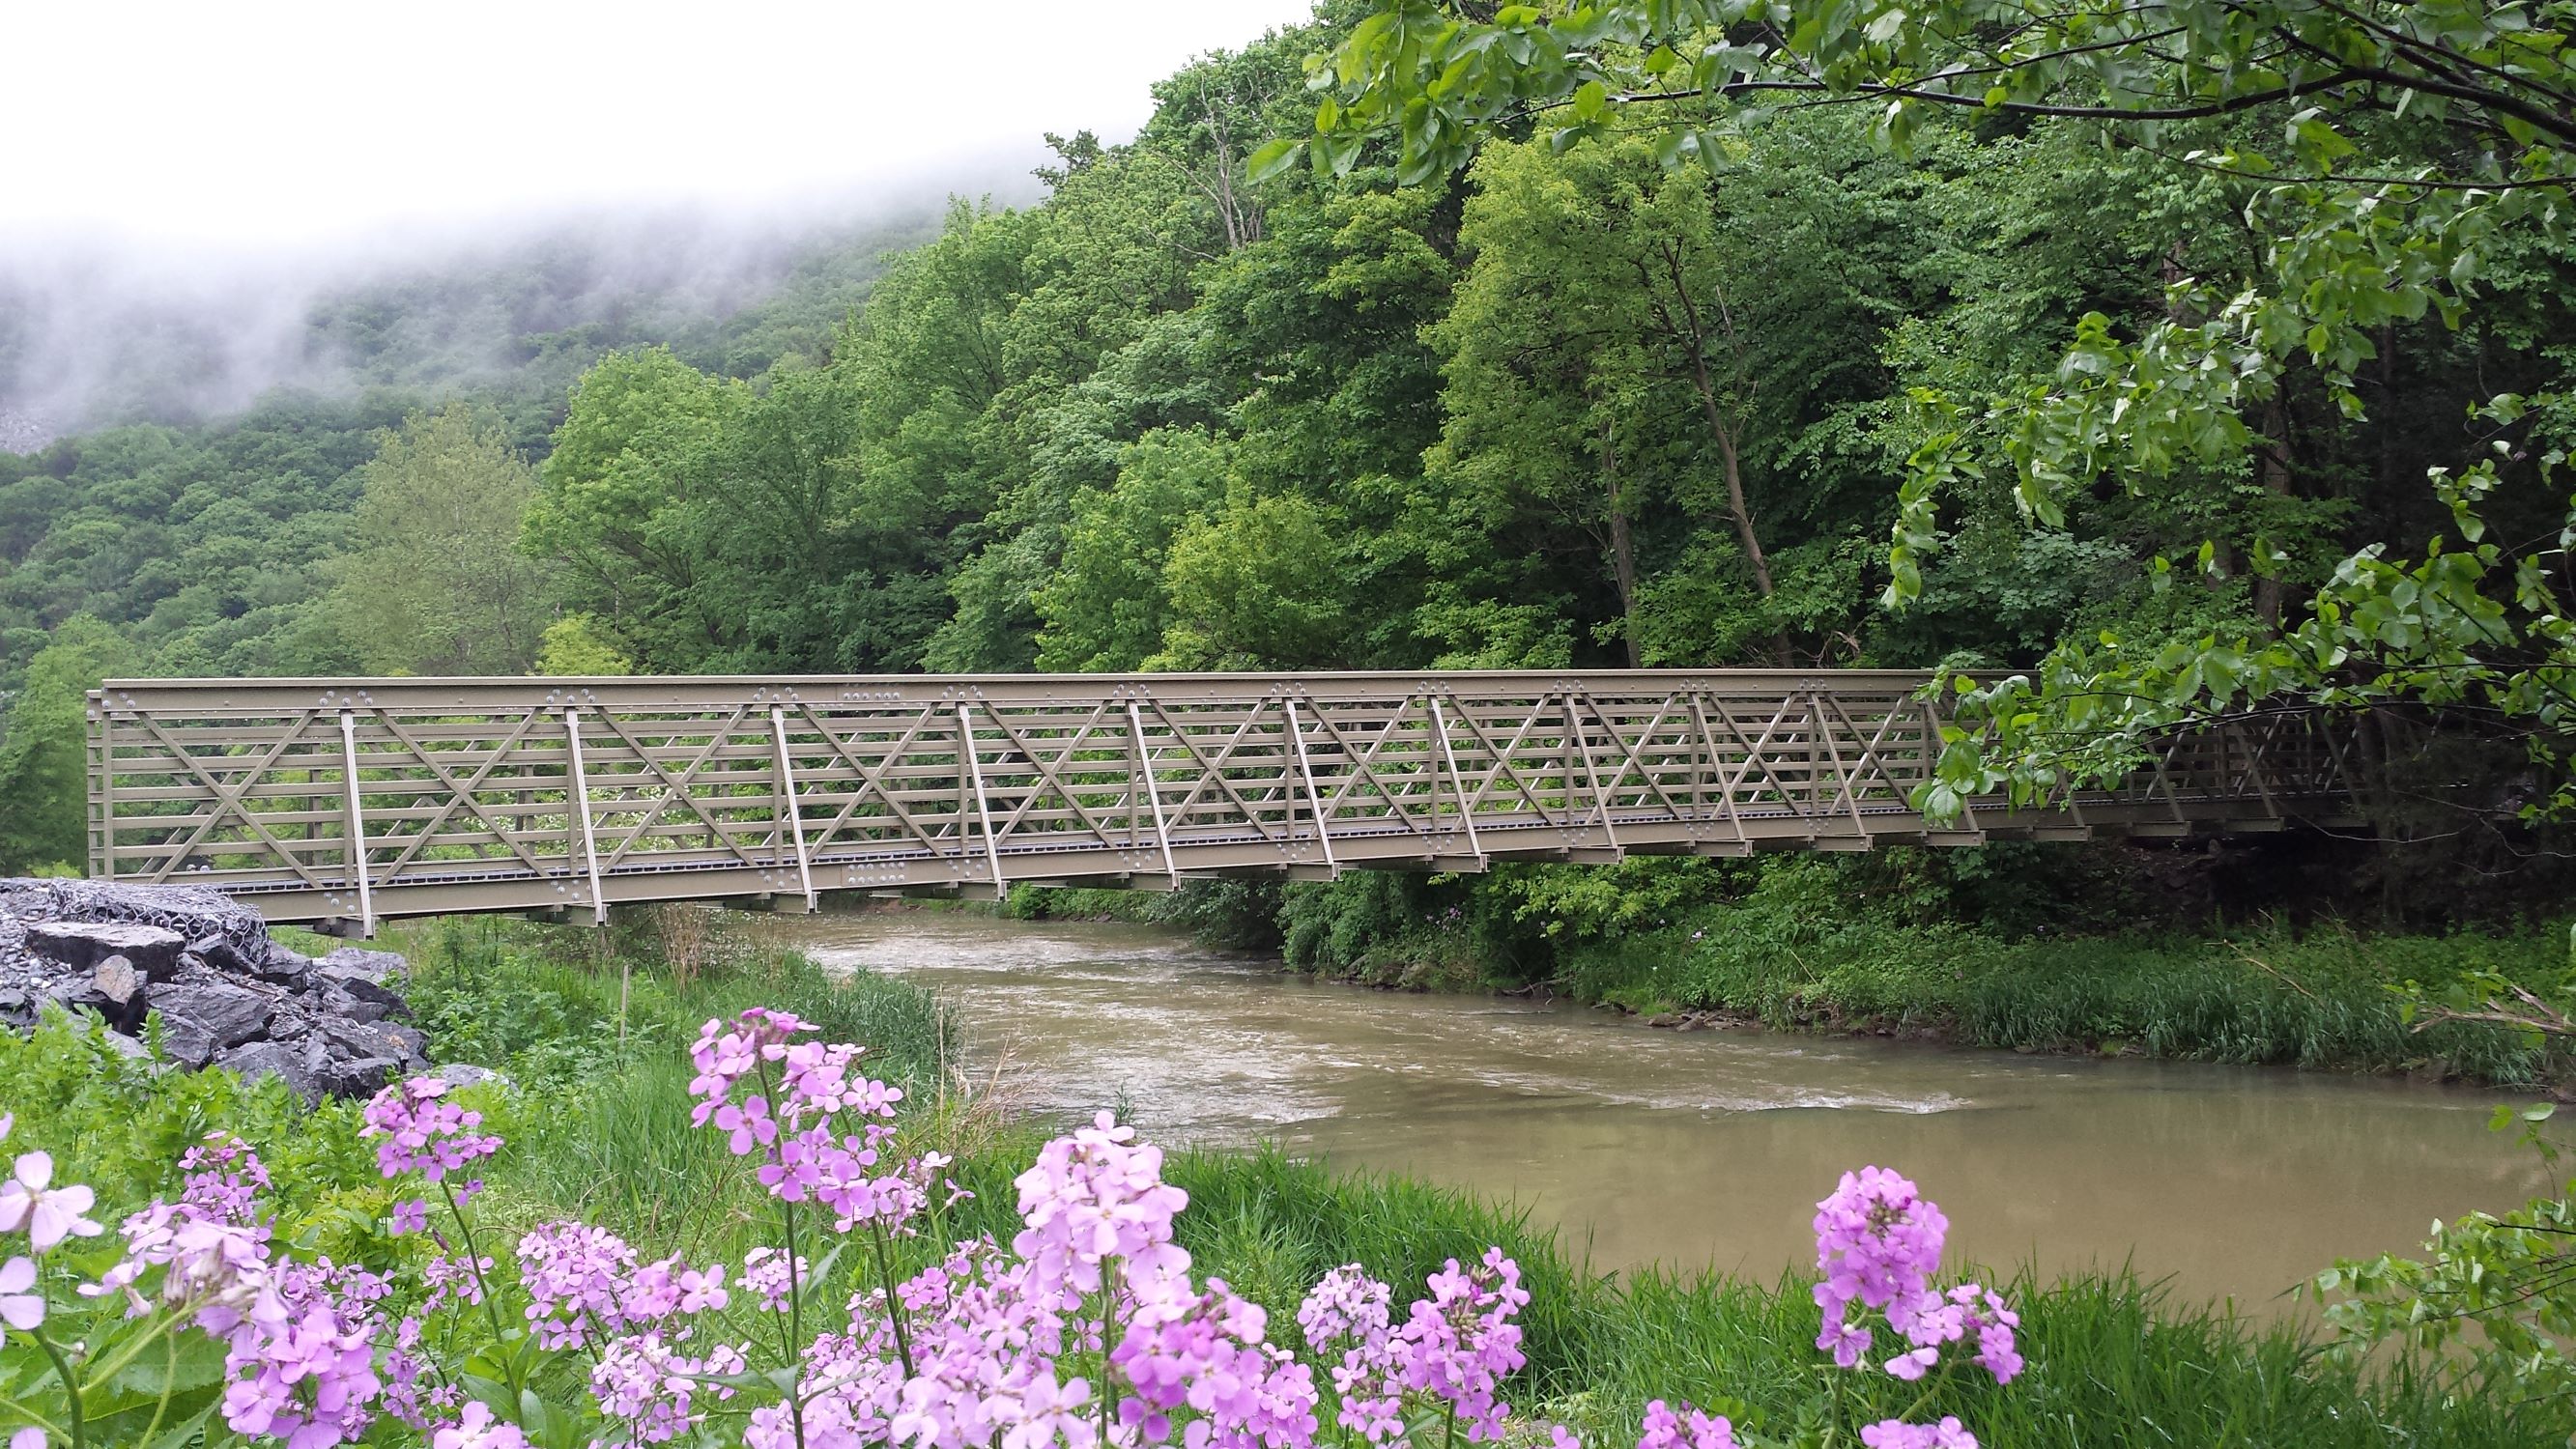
[395, 914, 954, 1092]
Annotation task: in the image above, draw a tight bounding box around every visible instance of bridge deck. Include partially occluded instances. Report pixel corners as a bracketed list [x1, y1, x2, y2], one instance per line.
[85, 671, 2360, 933]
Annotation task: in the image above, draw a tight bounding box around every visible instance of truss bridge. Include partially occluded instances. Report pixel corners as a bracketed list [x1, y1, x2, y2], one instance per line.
[84, 671, 2362, 934]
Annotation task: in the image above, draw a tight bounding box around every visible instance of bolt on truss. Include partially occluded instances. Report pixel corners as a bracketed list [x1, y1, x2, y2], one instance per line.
[85, 671, 2366, 931]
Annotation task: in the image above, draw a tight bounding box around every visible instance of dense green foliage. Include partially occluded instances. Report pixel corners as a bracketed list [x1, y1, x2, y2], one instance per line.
[0, 221, 928, 868]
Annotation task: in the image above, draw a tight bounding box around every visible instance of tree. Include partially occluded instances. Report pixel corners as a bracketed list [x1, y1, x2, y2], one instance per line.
[329, 405, 551, 675]
[0, 616, 132, 873]
[1035, 429, 1233, 671]
[1152, 491, 1350, 669]
[535, 614, 634, 676]
[1287, 0, 2576, 805]
[520, 347, 744, 667]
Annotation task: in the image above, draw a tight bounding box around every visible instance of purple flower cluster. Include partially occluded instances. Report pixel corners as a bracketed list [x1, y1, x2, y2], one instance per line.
[1112, 1281, 1319, 1447]
[690, 1009, 920, 1234]
[360, 1076, 501, 1183]
[0, 1111, 103, 1259]
[1014, 1110, 1191, 1295]
[1859, 1416, 1979, 1449]
[514, 1219, 726, 1349]
[87, 1133, 386, 1449]
[1636, 1398, 1739, 1449]
[1813, 1166, 2022, 1449]
[0, 1112, 92, 1337]
[1292, 1249, 1531, 1444]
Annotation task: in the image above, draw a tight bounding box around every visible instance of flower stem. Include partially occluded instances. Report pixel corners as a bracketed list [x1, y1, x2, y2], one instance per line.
[33, 1328, 87, 1449]
[868, 1219, 917, 1378]
[67, 1311, 181, 1393]
[441, 1178, 519, 1396]
[758, 1054, 813, 1449]
[134, 1334, 179, 1448]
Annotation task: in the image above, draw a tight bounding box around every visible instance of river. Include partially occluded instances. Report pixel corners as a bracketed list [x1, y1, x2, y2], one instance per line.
[777, 910, 2552, 1311]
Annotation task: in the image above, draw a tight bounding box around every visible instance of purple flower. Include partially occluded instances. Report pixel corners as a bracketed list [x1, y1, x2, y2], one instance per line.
[0, 1255, 41, 1329]
[389, 1200, 428, 1236]
[430, 1402, 530, 1449]
[1012, 1112, 1191, 1297]
[0, 1151, 103, 1251]
[1861, 1416, 1978, 1449]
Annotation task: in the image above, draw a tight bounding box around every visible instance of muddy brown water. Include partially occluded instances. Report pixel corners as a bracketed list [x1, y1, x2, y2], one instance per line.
[780, 911, 2552, 1311]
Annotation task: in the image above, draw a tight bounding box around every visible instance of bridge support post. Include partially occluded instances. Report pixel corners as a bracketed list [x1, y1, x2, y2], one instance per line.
[958, 703, 1008, 899]
[337, 710, 376, 939]
[769, 707, 818, 912]
[1128, 701, 1182, 885]
[1284, 699, 1339, 876]
[565, 708, 608, 925]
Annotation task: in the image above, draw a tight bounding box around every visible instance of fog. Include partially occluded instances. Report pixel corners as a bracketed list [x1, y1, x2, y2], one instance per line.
[2, 0, 1315, 444]
[0, 175, 1020, 444]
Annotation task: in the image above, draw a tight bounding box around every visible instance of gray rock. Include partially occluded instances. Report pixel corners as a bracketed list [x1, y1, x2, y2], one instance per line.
[320, 984, 390, 1025]
[316, 947, 408, 984]
[158, 1017, 220, 1069]
[318, 1015, 422, 1064]
[436, 1063, 505, 1090]
[253, 949, 313, 987]
[321, 1054, 402, 1096]
[27, 922, 186, 975]
[100, 1029, 151, 1062]
[219, 1039, 325, 1102]
[188, 933, 251, 975]
[92, 954, 142, 1007]
[153, 982, 274, 1050]
[45, 975, 143, 1034]
[320, 972, 410, 1020]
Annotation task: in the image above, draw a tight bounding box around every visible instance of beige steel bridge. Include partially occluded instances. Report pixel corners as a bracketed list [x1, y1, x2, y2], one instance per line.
[85, 671, 2362, 936]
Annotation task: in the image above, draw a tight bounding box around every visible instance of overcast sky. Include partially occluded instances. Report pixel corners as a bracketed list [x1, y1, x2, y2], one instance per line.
[10, 0, 1317, 256]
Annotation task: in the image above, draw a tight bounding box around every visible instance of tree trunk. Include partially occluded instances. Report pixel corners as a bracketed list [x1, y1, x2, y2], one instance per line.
[1706, 418, 1774, 598]
[1656, 246, 1775, 598]
[1599, 420, 1644, 668]
[2254, 395, 2295, 636]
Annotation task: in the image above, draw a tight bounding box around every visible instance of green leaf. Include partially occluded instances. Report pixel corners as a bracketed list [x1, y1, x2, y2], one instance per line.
[1246, 138, 1303, 183]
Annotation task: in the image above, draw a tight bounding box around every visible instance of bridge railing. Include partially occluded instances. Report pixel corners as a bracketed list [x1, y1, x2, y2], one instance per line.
[85, 671, 2362, 930]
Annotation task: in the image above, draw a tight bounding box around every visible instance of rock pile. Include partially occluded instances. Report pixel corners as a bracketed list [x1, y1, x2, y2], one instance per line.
[0, 878, 430, 1101]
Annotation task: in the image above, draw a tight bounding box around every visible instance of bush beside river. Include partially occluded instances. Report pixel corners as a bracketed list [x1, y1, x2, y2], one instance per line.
[0, 917, 2562, 1447]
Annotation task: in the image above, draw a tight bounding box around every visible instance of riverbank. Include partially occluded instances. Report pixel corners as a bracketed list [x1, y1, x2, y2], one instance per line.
[995, 859, 2576, 1090]
[2, 916, 2556, 1447]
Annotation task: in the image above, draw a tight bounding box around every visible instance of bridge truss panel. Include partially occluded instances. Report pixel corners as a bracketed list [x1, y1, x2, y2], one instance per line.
[83, 673, 2362, 927]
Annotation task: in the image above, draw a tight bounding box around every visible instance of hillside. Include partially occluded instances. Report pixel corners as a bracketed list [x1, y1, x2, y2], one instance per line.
[0, 207, 939, 690]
